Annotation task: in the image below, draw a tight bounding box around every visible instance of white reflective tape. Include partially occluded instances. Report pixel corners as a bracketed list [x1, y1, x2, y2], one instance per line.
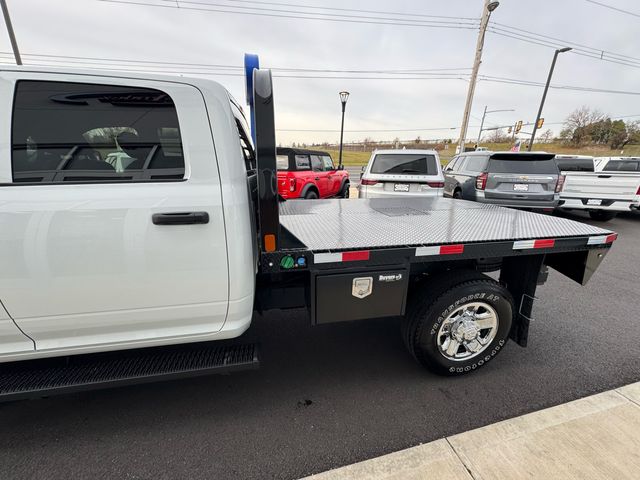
[513, 240, 536, 250]
[587, 235, 608, 245]
[415, 246, 440, 256]
[314, 252, 342, 264]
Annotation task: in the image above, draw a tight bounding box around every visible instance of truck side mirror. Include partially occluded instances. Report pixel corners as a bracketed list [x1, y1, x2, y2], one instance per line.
[337, 164, 344, 170]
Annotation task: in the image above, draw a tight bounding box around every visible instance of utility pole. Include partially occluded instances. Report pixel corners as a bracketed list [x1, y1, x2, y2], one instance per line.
[457, 0, 499, 154]
[476, 105, 488, 147]
[0, 0, 21, 65]
[477, 106, 515, 146]
[528, 47, 572, 151]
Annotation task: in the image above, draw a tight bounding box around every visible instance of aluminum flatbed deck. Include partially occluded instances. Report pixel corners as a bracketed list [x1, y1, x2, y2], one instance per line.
[279, 197, 612, 251]
[257, 197, 616, 276]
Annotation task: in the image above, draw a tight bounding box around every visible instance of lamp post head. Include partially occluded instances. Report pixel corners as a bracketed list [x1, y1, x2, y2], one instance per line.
[339, 91, 350, 105]
[487, 1, 499, 12]
[557, 47, 572, 53]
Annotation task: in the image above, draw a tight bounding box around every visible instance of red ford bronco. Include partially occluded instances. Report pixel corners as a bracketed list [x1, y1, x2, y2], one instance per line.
[276, 147, 350, 199]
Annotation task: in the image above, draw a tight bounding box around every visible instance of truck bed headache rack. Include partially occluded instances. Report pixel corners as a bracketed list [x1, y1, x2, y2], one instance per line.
[0, 343, 259, 402]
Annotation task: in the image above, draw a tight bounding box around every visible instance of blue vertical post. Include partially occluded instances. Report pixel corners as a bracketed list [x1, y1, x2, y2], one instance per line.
[244, 53, 260, 145]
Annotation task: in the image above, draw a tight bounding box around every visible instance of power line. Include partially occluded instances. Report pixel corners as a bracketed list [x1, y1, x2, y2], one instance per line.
[215, 0, 478, 21]
[583, 0, 640, 19]
[488, 27, 640, 70]
[492, 22, 640, 61]
[97, 0, 480, 29]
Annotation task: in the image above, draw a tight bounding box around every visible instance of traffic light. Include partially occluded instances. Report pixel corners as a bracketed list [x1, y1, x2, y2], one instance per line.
[515, 120, 523, 133]
[536, 118, 544, 129]
[507, 126, 512, 134]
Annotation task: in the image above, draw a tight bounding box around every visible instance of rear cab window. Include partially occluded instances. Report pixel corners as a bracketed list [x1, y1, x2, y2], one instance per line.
[371, 153, 438, 175]
[602, 160, 640, 171]
[555, 158, 594, 172]
[11, 80, 185, 183]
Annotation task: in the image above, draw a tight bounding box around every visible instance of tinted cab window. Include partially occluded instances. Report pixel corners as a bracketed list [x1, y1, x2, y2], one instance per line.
[602, 160, 640, 171]
[12, 80, 185, 183]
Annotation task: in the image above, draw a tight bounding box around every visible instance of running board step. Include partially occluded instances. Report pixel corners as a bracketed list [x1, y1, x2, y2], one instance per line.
[0, 342, 259, 402]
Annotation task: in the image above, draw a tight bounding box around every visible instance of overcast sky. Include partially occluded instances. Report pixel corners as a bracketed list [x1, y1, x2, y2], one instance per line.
[1, 0, 639, 145]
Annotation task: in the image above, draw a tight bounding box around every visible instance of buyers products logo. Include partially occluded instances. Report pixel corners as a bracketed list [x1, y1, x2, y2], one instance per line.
[378, 273, 403, 282]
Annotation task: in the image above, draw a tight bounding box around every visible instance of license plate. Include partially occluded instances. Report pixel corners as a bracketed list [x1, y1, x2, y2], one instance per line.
[587, 199, 602, 206]
[513, 184, 529, 191]
[394, 183, 410, 192]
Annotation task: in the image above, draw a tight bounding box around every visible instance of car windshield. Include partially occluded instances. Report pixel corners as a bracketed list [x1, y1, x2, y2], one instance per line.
[371, 153, 437, 175]
[488, 159, 559, 174]
[602, 160, 640, 172]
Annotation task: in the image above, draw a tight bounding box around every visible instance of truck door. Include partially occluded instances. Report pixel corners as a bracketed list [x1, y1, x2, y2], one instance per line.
[0, 74, 229, 352]
[321, 154, 340, 196]
[310, 154, 329, 197]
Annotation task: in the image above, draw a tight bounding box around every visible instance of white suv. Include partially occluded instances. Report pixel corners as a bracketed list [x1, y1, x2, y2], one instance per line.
[358, 149, 444, 198]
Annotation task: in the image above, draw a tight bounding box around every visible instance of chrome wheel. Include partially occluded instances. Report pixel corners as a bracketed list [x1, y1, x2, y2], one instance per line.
[437, 302, 498, 361]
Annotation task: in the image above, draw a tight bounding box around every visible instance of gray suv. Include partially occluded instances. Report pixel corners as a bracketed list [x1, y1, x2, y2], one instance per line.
[443, 151, 562, 210]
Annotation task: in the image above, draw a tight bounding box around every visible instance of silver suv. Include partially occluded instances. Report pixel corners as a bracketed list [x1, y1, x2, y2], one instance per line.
[358, 149, 444, 198]
[443, 151, 563, 210]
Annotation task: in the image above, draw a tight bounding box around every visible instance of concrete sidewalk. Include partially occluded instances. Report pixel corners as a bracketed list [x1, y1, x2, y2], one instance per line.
[304, 381, 640, 480]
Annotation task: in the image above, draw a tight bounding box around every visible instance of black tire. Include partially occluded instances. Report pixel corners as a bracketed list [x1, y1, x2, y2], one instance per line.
[402, 271, 514, 376]
[339, 182, 350, 198]
[589, 210, 616, 221]
[304, 190, 318, 200]
[453, 189, 462, 199]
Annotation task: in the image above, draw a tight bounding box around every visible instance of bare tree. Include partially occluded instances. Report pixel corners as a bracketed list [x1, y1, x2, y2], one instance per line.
[539, 129, 554, 143]
[487, 129, 511, 143]
[563, 106, 605, 146]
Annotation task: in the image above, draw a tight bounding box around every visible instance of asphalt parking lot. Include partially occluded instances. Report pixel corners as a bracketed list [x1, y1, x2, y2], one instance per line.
[1, 211, 639, 480]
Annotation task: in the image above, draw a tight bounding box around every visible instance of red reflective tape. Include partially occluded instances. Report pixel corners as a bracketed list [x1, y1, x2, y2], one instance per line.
[342, 250, 370, 262]
[533, 239, 555, 249]
[606, 233, 618, 243]
[439, 244, 465, 255]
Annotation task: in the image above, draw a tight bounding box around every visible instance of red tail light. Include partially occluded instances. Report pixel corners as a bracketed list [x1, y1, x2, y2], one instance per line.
[636, 185, 640, 195]
[475, 173, 488, 190]
[361, 178, 378, 186]
[289, 177, 297, 192]
[555, 174, 566, 193]
[426, 181, 445, 188]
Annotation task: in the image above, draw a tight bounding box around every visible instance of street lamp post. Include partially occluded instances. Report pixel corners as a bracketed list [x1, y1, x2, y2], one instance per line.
[528, 47, 572, 151]
[476, 106, 515, 146]
[338, 91, 349, 169]
[457, 0, 499, 154]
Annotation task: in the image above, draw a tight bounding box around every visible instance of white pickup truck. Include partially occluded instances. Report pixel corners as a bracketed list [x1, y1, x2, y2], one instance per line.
[555, 155, 640, 221]
[0, 65, 618, 400]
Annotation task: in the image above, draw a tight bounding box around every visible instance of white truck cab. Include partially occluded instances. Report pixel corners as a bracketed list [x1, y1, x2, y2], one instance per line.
[0, 66, 256, 362]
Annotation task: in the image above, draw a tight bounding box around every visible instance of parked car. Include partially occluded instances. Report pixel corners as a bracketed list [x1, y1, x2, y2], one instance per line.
[358, 149, 444, 198]
[443, 151, 563, 210]
[556, 155, 640, 221]
[276, 147, 349, 199]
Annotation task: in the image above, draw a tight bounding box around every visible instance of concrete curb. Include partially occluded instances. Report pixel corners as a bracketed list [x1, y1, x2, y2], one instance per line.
[303, 381, 640, 480]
